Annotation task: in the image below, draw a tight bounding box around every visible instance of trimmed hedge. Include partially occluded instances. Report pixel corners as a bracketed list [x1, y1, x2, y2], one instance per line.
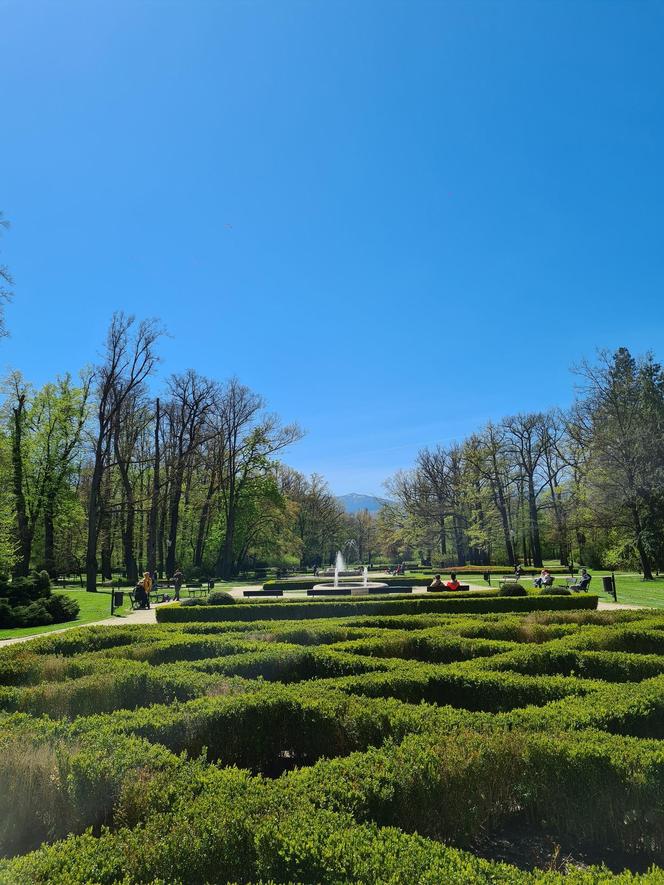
[157, 594, 599, 622]
[2, 603, 664, 882]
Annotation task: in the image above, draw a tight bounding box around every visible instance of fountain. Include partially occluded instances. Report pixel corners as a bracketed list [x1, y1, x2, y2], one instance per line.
[313, 555, 387, 596]
[320, 550, 362, 578]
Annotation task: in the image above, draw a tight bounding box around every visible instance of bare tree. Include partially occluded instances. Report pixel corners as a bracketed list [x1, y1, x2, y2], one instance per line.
[466, 424, 516, 566]
[163, 370, 218, 576]
[85, 313, 162, 592]
[215, 379, 302, 579]
[502, 413, 549, 568]
[0, 213, 13, 338]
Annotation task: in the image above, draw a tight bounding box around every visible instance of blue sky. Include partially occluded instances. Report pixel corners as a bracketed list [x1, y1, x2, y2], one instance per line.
[2, 0, 663, 495]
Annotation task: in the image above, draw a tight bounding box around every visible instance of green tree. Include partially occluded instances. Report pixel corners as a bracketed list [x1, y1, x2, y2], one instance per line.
[574, 348, 664, 579]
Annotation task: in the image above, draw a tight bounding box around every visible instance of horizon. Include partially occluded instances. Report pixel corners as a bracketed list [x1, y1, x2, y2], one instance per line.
[3, 0, 664, 495]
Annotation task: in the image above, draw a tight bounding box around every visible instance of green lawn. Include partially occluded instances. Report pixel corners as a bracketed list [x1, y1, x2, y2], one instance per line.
[0, 589, 130, 640]
[0, 580, 250, 641]
[485, 569, 664, 609]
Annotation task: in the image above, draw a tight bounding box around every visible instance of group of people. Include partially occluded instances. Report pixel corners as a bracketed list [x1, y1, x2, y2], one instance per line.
[388, 563, 406, 576]
[133, 569, 185, 610]
[532, 566, 592, 592]
[429, 572, 462, 591]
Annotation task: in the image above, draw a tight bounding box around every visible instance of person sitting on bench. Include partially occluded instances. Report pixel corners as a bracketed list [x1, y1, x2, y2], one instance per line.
[572, 568, 592, 592]
[429, 574, 443, 590]
[445, 572, 461, 591]
[134, 582, 149, 610]
[534, 568, 552, 588]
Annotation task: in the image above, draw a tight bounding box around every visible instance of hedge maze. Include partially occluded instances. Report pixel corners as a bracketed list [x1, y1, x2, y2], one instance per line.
[1, 594, 664, 883]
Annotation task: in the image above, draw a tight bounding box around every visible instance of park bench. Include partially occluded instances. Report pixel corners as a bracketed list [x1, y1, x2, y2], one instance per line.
[427, 584, 470, 592]
[566, 576, 592, 592]
[527, 577, 556, 588]
[128, 588, 167, 610]
[186, 585, 208, 598]
[307, 588, 352, 597]
[243, 589, 284, 598]
[368, 586, 414, 594]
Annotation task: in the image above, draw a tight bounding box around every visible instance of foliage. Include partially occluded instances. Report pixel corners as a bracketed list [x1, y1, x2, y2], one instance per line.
[158, 594, 598, 623]
[1, 606, 664, 881]
[206, 590, 235, 605]
[498, 583, 528, 596]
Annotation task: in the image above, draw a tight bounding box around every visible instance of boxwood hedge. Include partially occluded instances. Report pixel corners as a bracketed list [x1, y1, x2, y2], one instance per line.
[1, 598, 664, 882]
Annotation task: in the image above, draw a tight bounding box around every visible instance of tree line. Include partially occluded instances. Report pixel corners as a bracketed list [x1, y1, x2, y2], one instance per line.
[0, 312, 380, 586]
[382, 348, 664, 578]
[2, 219, 662, 579]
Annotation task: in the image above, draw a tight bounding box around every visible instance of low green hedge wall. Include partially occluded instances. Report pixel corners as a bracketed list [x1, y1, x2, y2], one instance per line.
[333, 662, 593, 711]
[3, 601, 664, 883]
[3, 716, 664, 882]
[157, 594, 599, 623]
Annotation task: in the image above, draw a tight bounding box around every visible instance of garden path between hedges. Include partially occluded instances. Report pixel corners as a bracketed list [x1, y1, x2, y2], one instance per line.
[0, 586, 644, 648]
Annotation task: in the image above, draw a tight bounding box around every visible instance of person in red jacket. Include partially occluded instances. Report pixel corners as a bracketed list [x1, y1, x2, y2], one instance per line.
[445, 572, 461, 590]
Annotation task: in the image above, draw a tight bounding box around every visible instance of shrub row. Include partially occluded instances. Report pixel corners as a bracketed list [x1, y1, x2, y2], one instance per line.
[3, 718, 664, 882]
[157, 593, 599, 622]
[471, 641, 664, 682]
[331, 661, 595, 711]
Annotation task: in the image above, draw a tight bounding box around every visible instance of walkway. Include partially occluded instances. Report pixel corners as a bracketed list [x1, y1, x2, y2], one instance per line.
[0, 603, 168, 648]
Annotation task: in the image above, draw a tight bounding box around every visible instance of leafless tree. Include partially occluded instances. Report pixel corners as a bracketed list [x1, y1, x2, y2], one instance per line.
[85, 313, 162, 591]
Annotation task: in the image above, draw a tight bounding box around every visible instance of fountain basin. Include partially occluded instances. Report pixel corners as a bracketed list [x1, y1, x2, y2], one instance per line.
[312, 581, 388, 596]
[319, 569, 363, 577]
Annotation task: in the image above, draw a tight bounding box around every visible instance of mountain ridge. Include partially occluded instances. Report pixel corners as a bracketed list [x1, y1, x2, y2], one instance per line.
[337, 493, 391, 514]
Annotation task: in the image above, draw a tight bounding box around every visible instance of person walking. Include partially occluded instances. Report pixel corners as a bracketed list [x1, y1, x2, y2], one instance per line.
[172, 569, 184, 601]
[142, 571, 153, 609]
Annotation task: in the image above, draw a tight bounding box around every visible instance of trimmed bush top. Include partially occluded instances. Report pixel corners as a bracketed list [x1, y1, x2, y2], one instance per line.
[3, 596, 664, 885]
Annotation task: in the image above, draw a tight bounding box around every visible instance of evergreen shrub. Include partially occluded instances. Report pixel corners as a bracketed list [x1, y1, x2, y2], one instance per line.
[498, 583, 527, 596]
[206, 590, 235, 605]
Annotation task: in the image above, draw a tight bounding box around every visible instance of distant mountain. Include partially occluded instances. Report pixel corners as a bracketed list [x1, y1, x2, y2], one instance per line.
[337, 493, 391, 514]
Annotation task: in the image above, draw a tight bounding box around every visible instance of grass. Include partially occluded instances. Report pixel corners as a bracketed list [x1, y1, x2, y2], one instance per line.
[0, 580, 250, 641]
[0, 589, 129, 640]
[481, 568, 664, 609]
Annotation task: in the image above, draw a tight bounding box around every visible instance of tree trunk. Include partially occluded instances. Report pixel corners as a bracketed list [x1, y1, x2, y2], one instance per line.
[147, 398, 160, 574]
[527, 477, 543, 567]
[99, 470, 113, 581]
[11, 396, 32, 577]
[43, 490, 56, 576]
[157, 472, 168, 576]
[114, 427, 137, 584]
[438, 516, 446, 557]
[452, 514, 466, 565]
[492, 482, 515, 566]
[194, 464, 217, 568]
[632, 506, 653, 579]
[165, 467, 184, 577]
[217, 508, 236, 580]
[85, 453, 104, 592]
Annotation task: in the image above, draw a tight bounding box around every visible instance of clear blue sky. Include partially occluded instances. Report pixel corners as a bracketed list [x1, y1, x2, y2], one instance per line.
[2, 0, 663, 495]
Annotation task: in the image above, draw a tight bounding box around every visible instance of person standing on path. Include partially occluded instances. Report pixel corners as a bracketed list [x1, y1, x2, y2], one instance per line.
[142, 571, 153, 609]
[173, 569, 184, 601]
